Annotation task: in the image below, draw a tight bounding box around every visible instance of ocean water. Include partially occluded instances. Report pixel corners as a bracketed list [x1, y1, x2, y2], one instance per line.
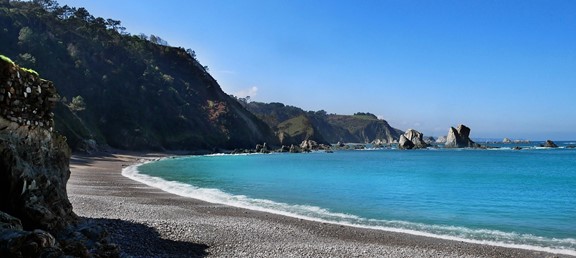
[125, 143, 576, 255]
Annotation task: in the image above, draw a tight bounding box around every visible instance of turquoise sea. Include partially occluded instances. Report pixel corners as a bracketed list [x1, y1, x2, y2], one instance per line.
[124, 142, 576, 255]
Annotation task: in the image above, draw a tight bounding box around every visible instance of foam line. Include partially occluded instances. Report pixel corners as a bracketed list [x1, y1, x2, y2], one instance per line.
[122, 162, 576, 256]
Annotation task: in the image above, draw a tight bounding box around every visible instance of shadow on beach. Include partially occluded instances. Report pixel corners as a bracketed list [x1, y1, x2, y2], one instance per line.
[84, 217, 209, 258]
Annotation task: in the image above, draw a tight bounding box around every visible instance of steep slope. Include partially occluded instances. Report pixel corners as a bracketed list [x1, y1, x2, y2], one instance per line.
[242, 101, 402, 144]
[326, 114, 403, 143]
[276, 115, 328, 145]
[0, 1, 277, 151]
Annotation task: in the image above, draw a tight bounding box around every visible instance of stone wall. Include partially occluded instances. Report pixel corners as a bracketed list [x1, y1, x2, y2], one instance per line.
[0, 60, 58, 130]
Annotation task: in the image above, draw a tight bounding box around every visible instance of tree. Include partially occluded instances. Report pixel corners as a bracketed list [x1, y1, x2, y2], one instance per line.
[74, 7, 93, 22]
[69, 95, 86, 112]
[315, 110, 327, 117]
[33, 0, 59, 11]
[186, 48, 196, 59]
[18, 27, 34, 44]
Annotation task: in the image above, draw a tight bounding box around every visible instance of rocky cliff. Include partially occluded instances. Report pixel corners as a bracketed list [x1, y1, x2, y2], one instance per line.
[276, 115, 328, 146]
[241, 101, 403, 144]
[0, 57, 118, 256]
[326, 115, 403, 144]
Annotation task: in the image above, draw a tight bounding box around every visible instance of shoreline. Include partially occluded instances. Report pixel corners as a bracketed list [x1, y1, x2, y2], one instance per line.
[67, 151, 574, 257]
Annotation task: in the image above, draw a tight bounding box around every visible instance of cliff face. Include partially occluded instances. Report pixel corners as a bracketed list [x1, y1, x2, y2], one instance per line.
[0, 2, 277, 151]
[276, 115, 328, 145]
[0, 57, 118, 256]
[242, 101, 403, 144]
[325, 115, 403, 144]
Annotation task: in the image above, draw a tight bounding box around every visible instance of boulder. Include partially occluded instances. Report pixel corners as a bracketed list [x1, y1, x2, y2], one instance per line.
[300, 140, 319, 151]
[444, 124, 480, 148]
[541, 140, 558, 148]
[423, 136, 436, 144]
[398, 135, 415, 149]
[398, 129, 428, 149]
[289, 144, 300, 153]
[503, 138, 512, 143]
[435, 136, 447, 143]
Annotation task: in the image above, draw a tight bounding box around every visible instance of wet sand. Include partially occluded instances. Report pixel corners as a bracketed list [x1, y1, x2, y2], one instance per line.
[67, 152, 571, 257]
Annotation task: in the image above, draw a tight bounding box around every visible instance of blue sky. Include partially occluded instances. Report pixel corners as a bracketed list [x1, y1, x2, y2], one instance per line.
[57, 0, 576, 140]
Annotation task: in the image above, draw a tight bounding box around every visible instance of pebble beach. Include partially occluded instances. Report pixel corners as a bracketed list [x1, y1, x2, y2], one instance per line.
[67, 152, 571, 257]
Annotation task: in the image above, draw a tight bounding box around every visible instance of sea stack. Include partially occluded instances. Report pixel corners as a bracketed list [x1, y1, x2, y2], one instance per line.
[541, 140, 558, 148]
[0, 56, 118, 256]
[398, 129, 428, 149]
[444, 124, 480, 148]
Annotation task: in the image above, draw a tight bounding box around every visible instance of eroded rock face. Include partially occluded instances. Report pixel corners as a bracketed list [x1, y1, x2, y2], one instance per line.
[398, 135, 415, 149]
[444, 124, 479, 148]
[0, 58, 119, 256]
[398, 129, 428, 150]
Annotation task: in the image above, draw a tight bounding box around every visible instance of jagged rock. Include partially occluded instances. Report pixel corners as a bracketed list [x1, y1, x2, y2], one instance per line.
[435, 136, 447, 143]
[300, 140, 318, 151]
[541, 140, 558, 148]
[398, 135, 415, 149]
[0, 58, 119, 256]
[371, 138, 392, 146]
[398, 129, 428, 149]
[503, 138, 512, 143]
[423, 136, 436, 144]
[289, 144, 300, 153]
[0, 228, 61, 257]
[444, 124, 480, 148]
[278, 145, 290, 152]
[0, 211, 22, 230]
[255, 143, 270, 153]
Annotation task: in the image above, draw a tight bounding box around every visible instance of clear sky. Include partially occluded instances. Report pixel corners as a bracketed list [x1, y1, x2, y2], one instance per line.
[56, 0, 576, 140]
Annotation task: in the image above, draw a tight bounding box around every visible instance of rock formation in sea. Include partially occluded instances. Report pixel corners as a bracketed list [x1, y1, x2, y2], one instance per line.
[435, 136, 447, 144]
[398, 129, 429, 149]
[541, 140, 558, 148]
[0, 57, 118, 256]
[423, 136, 436, 145]
[444, 124, 480, 148]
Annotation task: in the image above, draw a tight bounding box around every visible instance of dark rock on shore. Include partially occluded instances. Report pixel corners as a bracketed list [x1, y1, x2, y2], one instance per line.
[0, 57, 119, 256]
[444, 124, 480, 148]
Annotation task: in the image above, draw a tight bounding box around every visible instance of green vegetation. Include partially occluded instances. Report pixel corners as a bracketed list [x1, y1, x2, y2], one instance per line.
[240, 101, 402, 144]
[353, 112, 378, 120]
[275, 115, 327, 145]
[20, 67, 39, 76]
[0, 0, 277, 150]
[68, 95, 86, 112]
[0, 54, 15, 65]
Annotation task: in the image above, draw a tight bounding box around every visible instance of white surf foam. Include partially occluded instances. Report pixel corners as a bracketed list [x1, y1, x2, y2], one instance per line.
[122, 162, 576, 256]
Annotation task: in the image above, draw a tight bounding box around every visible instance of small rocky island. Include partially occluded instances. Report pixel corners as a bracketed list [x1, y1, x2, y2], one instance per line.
[444, 124, 480, 148]
[0, 56, 119, 256]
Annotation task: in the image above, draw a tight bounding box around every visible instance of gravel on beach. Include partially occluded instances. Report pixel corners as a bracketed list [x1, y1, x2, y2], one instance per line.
[67, 152, 570, 258]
